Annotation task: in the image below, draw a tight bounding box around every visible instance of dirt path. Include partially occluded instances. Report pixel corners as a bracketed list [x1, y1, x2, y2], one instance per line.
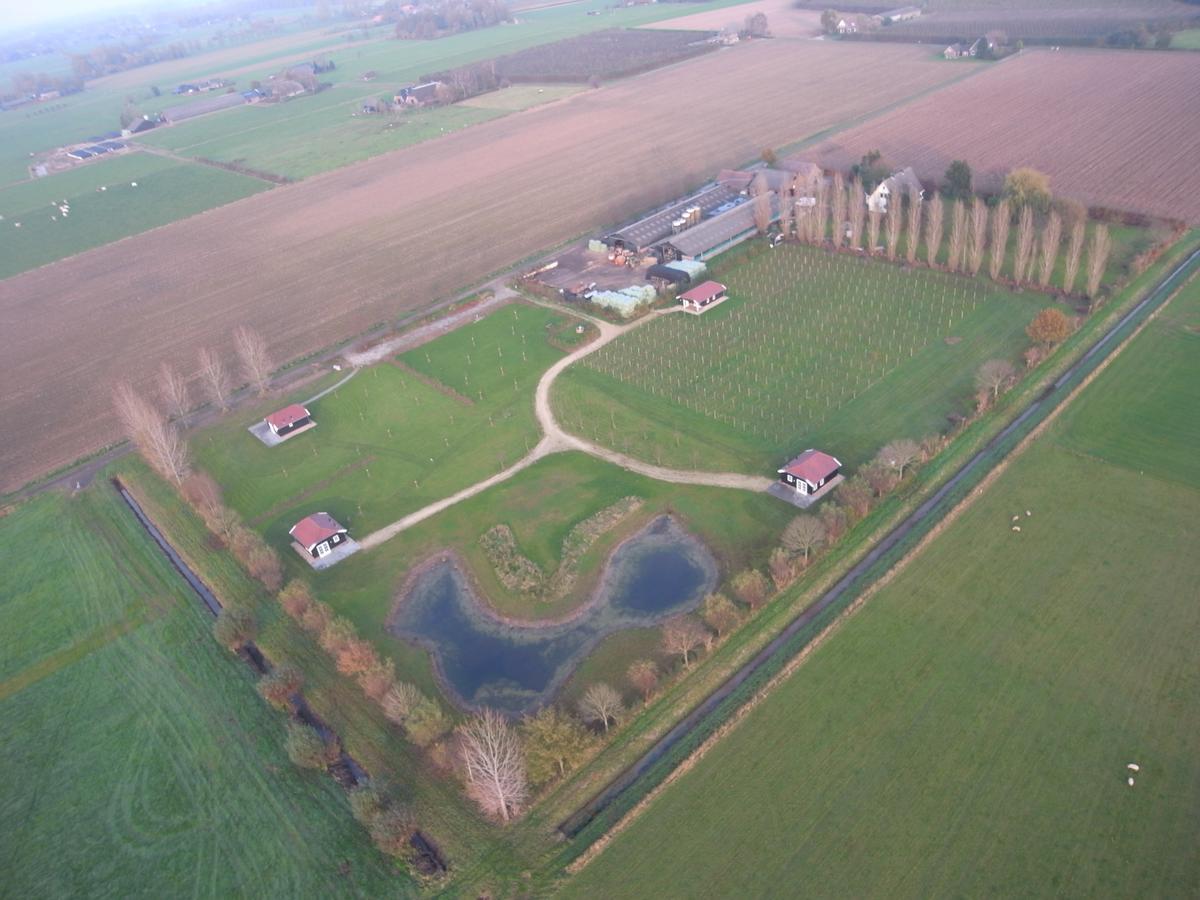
[360, 304, 770, 549]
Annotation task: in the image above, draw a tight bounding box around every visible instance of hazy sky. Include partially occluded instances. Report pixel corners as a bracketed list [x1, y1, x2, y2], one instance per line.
[1, 0, 169, 33]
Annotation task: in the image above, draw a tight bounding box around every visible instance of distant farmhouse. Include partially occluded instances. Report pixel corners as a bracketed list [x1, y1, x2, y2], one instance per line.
[944, 36, 996, 59]
[867, 167, 924, 214]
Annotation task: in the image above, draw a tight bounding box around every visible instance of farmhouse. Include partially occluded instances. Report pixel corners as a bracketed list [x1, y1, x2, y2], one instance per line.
[778, 449, 842, 495]
[289, 512, 349, 559]
[867, 167, 923, 214]
[657, 192, 778, 261]
[265, 404, 313, 437]
[836, 18, 856, 34]
[679, 280, 728, 313]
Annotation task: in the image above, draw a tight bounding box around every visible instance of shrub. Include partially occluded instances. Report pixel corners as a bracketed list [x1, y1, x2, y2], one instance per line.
[358, 659, 396, 702]
[348, 782, 386, 826]
[277, 580, 314, 619]
[406, 694, 451, 747]
[369, 807, 416, 857]
[213, 606, 256, 650]
[257, 663, 304, 709]
[285, 721, 330, 770]
[319, 616, 357, 656]
[731, 569, 770, 611]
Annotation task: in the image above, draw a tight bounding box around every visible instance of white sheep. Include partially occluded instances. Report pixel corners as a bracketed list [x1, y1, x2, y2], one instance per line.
[1127, 777, 1135, 787]
[1127, 763, 1140, 772]
[1025, 510, 1032, 516]
[1012, 525, 1021, 532]
[1012, 514, 1020, 522]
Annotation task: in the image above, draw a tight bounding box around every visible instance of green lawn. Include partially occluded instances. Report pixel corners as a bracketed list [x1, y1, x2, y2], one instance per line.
[0, 488, 406, 896]
[1170, 28, 1200, 49]
[560, 273, 1200, 898]
[554, 243, 1047, 473]
[195, 303, 572, 550]
[0, 151, 270, 278]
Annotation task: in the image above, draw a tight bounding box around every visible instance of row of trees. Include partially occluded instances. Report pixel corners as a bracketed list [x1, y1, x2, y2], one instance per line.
[774, 168, 1112, 304]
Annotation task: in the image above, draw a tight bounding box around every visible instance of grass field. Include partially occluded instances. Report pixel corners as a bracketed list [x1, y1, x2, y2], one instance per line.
[1173, 28, 1200, 49]
[195, 303, 572, 549]
[0, 152, 270, 278]
[0, 488, 405, 896]
[554, 243, 1046, 473]
[561, 272, 1200, 897]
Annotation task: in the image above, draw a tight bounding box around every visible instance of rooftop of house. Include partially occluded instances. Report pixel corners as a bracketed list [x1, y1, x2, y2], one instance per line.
[779, 449, 842, 484]
[265, 404, 310, 429]
[289, 512, 346, 549]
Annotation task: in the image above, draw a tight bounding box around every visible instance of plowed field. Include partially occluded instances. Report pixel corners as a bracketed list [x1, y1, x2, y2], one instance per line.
[809, 50, 1200, 223]
[0, 40, 964, 492]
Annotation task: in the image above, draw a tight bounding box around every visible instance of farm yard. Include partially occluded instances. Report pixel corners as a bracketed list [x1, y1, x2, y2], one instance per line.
[0, 488, 404, 896]
[563, 249, 1200, 900]
[808, 49, 1200, 225]
[553, 243, 1045, 473]
[0, 152, 271, 279]
[0, 38, 972, 494]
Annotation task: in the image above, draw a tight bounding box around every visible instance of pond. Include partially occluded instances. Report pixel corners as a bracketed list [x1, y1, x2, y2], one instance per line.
[386, 515, 718, 715]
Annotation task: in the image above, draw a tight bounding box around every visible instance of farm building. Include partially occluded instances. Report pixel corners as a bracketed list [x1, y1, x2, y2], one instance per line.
[602, 181, 747, 254]
[679, 280, 728, 313]
[657, 192, 778, 261]
[265, 404, 314, 438]
[647, 258, 707, 289]
[395, 82, 442, 106]
[867, 167, 924, 214]
[777, 449, 842, 496]
[290, 512, 349, 559]
[125, 115, 159, 135]
[876, 5, 921, 24]
[779, 157, 823, 195]
[835, 18, 857, 34]
[162, 92, 246, 124]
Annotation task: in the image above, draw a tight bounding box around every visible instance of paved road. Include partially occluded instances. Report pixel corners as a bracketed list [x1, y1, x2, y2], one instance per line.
[557, 242, 1200, 840]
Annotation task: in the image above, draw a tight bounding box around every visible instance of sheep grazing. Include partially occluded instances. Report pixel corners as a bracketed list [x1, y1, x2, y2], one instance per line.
[1127, 777, 1135, 787]
[1127, 763, 1140, 772]
[1012, 525, 1022, 532]
[1012, 514, 1020, 522]
[1025, 510, 1032, 516]
[131, 181, 138, 187]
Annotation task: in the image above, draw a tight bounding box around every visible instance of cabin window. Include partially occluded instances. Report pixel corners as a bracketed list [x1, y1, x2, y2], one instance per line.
[316, 541, 331, 558]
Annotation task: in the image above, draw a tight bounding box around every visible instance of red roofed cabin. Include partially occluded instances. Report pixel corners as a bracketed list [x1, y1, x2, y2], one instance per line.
[679, 280, 728, 314]
[778, 449, 842, 496]
[290, 512, 349, 559]
[265, 404, 312, 437]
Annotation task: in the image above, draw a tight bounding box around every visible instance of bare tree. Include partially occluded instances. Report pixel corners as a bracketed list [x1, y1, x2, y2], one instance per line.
[661, 615, 707, 668]
[626, 659, 658, 702]
[923, 191, 943, 267]
[1085, 224, 1111, 306]
[830, 172, 847, 249]
[234, 325, 273, 395]
[158, 362, 191, 421]
[578, 683, 624, 733]
[946, 199, 967, 272]
[813, 177, 829, 245]
[876, 439, 921, 478]
[778, 180, 793, 241]
[702, 592, 741, 638]
[1037, 210, 1062, 288]
[885, 203, 902, 260]
[1013, 205, 1035, 284]
[988, 200, 1011, 281]
[976, 359, 1016, 399]
[113, 382, 191, 484]
[1063, 218, 1086, 294]
[197, 347, 231, 411]
[968, 197, 988, 275]
[847, 178, 865, 250]
[456, 709, 527, 823]
[867, 207, 882, 255]
[781, 515, 826, 562]
[904, 185, 922, 265]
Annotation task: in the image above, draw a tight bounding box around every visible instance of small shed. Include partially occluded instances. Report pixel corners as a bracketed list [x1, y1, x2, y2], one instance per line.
[778, 449, 842, 495]
[679, 280, 728, 313]
[265, 404, 313, 437]
[290, 512, 349, 559]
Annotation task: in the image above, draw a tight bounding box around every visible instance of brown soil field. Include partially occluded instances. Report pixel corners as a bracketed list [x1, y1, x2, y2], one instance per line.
[809, 50, 1200, 222]
[0, 40, 965, 493]
[646, 0, 823, 39]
